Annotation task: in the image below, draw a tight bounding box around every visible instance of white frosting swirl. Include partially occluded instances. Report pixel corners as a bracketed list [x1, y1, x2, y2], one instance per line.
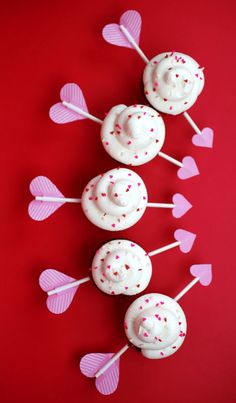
[101, 104, 165, 165]
[92, 240, 152, 295]
[81, 168, 148, 231]
[124, 293, 187, 359]
[143, 52, 205, 115]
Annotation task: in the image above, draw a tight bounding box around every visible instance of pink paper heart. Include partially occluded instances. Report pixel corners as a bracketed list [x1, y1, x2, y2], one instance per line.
[192, 128, 214, 148]
[190, 264, 212, 286]
[28, 200, 64, 221]
[49, 83, 88, 124]
[39, 269, 79, 314]
[102, 10, 141, 48]
[174, 229, 196, 253]
[80, 353, 119, 395]
[39, 269, 76, 292]
[28, 176, 65, 221]
[46, 287, 78, 314]
[177, 156, 199, 180]
[172, 193, 192, 218]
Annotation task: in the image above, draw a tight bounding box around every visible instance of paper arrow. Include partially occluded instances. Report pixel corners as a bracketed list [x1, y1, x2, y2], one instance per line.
[28, 176, 67, 221]
[49, 83, 103, 125]
[182, 112, 214, 148]
[102, 10, 149, 63]
[39, 269, 90, 314]
[157, 152, 200, 180]
[28, 176, 81, 221]
[173, 229, 197, 253]
[177, 156, 200, 180]
[80, 344, 129, 395]
[28, 177, 192, 222]
[192, 127, 214, 148]
[148, 229, 196, 256]
[172, 194, 192, 218]
[175, 264, 212, 301]
[190, 264, 212, 286]
[147, 193, 192, 218]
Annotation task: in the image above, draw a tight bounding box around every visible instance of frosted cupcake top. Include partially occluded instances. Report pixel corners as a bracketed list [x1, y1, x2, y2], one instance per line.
[143, 52, 204, 115]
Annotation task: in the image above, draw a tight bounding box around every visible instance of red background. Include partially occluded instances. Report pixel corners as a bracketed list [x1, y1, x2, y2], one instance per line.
[1, 1, 235, 402]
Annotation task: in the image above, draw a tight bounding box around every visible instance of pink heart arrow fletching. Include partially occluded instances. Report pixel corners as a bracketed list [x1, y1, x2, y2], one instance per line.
[102, 10, 142, 48]
[177, 156, 200, 180]
[49, 83, 88, 124]
[28, 176, 65, 221]
[174, 229, 196, 253]
[172, 193, 192, 218]
[80, 353, 120, 395]
[39, 269, 79, 314]
[190, 264, 212, 286]
[192, 127, 214, 148]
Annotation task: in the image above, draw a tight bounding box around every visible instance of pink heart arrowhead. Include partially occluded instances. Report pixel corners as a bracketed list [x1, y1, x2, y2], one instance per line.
[39, 269, 79, 314]
[192, 128, 214, 148]
[80, 353, 119, 395]
[174, 229, 196, 253]
[102, 10, 141, 48]
[177, 156, 200, 180]
[28, 176, 65, 221]
[190, 264, 212, 286]
[172, 193, 192, 218]
[49, 83, 88, 124]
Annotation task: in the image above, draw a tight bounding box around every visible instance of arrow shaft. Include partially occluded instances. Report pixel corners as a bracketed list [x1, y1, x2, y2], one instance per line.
[148, 241, 180, 257]
[183, 112, 201, 134]
[47, 276, 91, 296]
[119, 24, 149, 64]
[158, 151, 183, 167]
[62, 100, 103, 125]
[95, 344, 130, 379]
[174, 277, 199, 301]
[147, 202, 175, 208]
[35, 196, 81, 203]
